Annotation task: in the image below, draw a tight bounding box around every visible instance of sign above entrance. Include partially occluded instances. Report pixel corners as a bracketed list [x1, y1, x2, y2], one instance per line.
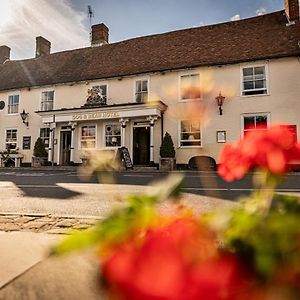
[72, 112, 119, 121]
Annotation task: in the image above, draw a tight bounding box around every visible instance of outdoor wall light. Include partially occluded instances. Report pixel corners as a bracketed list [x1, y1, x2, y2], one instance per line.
[215, 92, 226, 115]
[20, 109, 29, 126]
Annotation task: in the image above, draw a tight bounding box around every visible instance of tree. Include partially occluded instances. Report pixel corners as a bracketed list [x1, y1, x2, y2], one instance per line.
[160, 132, 175, 158]
[33, 137, 47, 157]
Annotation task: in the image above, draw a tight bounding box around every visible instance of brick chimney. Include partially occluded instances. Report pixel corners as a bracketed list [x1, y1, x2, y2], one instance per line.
[285, 0, 299, 23]
[91, 23, 109, 46]
[36, 36, 51, 58]
[0, 46, 10, 64]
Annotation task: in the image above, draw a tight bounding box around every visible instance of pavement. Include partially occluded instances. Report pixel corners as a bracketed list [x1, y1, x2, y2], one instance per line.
[0, 175, 239, 299]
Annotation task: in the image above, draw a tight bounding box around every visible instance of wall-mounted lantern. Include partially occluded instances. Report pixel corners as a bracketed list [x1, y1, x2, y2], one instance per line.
[215, 92, 226, 115]
[20, 109, 29, 126]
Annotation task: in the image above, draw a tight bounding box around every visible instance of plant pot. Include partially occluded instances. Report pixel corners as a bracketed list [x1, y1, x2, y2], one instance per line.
[32, 157, 47, 167]
[159, 157, 176, 171]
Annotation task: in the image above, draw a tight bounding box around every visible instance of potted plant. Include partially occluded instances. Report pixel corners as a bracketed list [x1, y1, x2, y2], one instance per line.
[32, 137, 48, 167]
[159, 132, 176, 171]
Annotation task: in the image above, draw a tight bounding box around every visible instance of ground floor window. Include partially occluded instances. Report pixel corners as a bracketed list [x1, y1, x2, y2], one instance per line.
[5, 129, 18, 150]
[105, 124, 121, 147]
[242, 114, 269, 136]
[40, 128, 50, 148]
[81, 125, 96, 149]
[180, 120, 201, 147]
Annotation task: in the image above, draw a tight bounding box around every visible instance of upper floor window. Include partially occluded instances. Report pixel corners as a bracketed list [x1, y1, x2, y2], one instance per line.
[41, 91, 54, 111]
[40, 128, 50, 148]
[180, 74, 200, 100]
[8, 95, 19, 114]
[5, 129, 18, 150]
[243, 114, 269, 137]
[242, 66, 267, 96]
[92, 85, 107, 103]
[135, 80, 148, 103]
[180, 120, 201, 147]
[81, 125, 96, 149]
[105, 124, 121, 147]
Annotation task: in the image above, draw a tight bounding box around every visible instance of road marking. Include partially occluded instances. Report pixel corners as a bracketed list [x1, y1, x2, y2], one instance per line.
[183, 188, 300, 192]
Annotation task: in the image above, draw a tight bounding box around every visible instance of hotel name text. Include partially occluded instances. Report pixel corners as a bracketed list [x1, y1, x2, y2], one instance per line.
[72, 112, 120, 121]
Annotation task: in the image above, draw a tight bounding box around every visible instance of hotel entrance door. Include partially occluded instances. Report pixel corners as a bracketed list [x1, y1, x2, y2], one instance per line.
[133, 126, 150, 165]
[60, 130, 71, 165]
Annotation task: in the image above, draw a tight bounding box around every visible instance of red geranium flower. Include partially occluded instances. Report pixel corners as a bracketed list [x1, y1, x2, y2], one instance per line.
[218, 125, 300, 182]
[102, 217, 251, 300]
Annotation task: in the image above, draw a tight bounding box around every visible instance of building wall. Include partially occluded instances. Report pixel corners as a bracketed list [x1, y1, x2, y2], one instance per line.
[0, 56, 299, 165]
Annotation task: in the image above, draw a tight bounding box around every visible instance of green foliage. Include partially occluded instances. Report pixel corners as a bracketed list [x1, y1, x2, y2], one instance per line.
[160, 132, 175, 158]
[51, 174, 184, 255]
[209, 193, 300, 279]
[33, 137, 47, 157]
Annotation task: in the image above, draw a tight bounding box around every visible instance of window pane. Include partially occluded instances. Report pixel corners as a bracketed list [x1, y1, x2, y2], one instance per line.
[254, 80, 265, 89]
[243, 68, 253, 77]
[255, 116, 267, 128]
[254, 66, 265, 75]
[142, 80, 148, 91]
[244, 117, 255, 129]
[244, 81, 254, 90]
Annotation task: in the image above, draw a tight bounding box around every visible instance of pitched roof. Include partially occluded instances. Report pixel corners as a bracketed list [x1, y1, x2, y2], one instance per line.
[0, 10, 299, 92]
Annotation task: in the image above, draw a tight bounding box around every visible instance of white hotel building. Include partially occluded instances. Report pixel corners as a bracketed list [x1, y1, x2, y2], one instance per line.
[0, 0, 299, 168]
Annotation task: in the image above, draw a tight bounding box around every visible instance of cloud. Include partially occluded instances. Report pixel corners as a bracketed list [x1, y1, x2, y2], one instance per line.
[0, 0, 89, 60]
[256, 8, 267, 16]
[230, 14, 241, 21]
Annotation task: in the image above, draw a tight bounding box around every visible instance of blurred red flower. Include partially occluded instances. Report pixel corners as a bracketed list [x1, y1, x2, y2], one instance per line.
[102, 217, 251, 300]
[218, 125, 300, 182]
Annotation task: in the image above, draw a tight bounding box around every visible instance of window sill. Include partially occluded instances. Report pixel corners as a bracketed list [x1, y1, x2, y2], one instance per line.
[241, 92, 269, 98]
[178, 98, 203, 103]
[6, 113, 19, 116]
[177, 146, 203, 149]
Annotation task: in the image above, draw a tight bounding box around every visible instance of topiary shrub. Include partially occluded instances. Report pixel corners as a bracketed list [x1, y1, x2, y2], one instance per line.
[160, 132, 175, 158]
[33, 137, 47, 157]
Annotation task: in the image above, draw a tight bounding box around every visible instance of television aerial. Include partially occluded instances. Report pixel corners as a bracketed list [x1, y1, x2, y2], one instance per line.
[87, 5, 94, 27]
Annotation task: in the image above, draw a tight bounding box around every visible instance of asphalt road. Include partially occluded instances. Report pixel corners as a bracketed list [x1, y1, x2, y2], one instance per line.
[0, 169, 299, 201]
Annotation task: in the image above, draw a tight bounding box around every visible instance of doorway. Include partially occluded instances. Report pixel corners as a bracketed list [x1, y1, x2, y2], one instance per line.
[133, 126, 150, 165]
[60, 130, 71, 165]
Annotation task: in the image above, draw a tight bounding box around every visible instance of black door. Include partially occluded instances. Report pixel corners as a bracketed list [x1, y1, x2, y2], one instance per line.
[133, 127, 150, 165]
[61, 131, 71, 165]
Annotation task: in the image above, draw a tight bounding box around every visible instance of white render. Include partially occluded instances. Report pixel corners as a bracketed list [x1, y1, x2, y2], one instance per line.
[0, 56, 299, 166]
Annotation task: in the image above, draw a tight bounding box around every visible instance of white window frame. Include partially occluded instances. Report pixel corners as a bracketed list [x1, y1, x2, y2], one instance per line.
[41, 90, 55, 111]
[103, 123, 122, 148]
[241, 113, 271, 138]
[178, 72, 201, 102]
[80, 124, 97, 149]
[240, 63, 269, 97]
[5, 128, 18, 150]
[134, 79, 149, 103]
[7, 95, 19, 115]
[39, 127, 51, 149]
[178, 120, 202, 148]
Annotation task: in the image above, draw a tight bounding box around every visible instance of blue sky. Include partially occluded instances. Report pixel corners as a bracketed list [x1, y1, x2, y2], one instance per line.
[70, 0, 283, 42]
[0, 0, 284, 59]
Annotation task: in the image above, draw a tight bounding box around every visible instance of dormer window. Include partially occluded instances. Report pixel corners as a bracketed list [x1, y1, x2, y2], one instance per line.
[135, 80, 148, 103]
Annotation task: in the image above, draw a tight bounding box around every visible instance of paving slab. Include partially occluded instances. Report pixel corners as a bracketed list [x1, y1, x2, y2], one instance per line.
[0, 232, 59, 289]
[0, 249, 106, 300]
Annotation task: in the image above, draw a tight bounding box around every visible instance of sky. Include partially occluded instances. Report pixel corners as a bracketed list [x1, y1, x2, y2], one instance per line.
[0, 0, 284, 60]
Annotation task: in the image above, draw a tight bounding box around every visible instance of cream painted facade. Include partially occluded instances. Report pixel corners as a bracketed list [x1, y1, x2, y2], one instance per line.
[0, 56, 300, 167]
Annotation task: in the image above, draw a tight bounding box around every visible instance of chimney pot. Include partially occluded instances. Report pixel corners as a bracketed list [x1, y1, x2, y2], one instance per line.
[91, 23, 109, 46]
[36, 36, 51, 58]
[0, 46, 11, 64]
[285, 0, 300, 23]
